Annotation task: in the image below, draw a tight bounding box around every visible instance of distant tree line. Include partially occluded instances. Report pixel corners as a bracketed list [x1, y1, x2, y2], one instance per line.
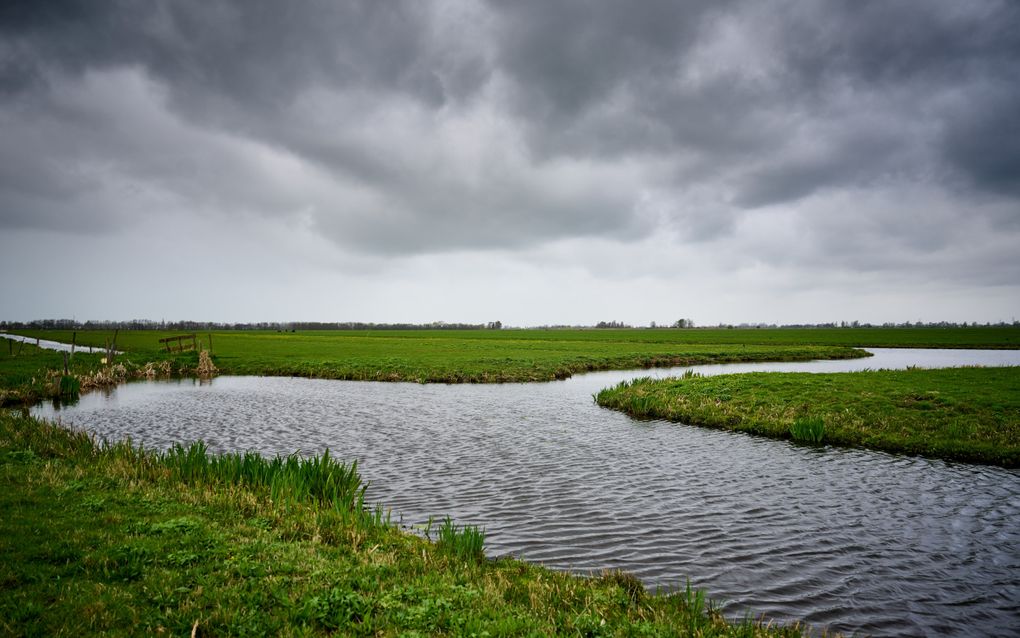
[0, 319, 505, 331]
[599, 319, 694, 328]
[595, 320, 631, 329]
[707, 320, 1019, 329]
[2, 318, 1017, 331]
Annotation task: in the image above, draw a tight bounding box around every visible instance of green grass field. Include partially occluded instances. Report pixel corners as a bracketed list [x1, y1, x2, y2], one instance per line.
[3, 329, 885, 384]
[595, 367, 1020, 467]
[9, 325, 1020, 351]
[0, 411, 806, 637]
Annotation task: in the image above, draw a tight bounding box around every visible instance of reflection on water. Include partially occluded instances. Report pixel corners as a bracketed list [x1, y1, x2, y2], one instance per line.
[33, 348, 1020, 637]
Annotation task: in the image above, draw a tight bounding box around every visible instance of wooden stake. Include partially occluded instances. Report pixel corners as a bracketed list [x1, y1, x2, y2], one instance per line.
[63, 351, 69, 375]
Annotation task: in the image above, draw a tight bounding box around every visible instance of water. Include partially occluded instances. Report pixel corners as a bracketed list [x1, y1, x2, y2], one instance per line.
[33, 349, 1020, 637]
[0, 332, 121, 354]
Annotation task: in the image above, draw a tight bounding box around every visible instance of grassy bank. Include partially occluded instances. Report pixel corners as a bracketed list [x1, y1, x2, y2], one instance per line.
[595, 367, 1020, 467]
[0, 412, 807, 637]
[0, 342, 109, 406]
[3, 330, 871, 384]
[0, 341, 209, 407]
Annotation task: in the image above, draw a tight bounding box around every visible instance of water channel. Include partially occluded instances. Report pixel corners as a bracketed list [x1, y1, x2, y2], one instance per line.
[0, 332, 121, 354]
[32, 348, 1020, 637]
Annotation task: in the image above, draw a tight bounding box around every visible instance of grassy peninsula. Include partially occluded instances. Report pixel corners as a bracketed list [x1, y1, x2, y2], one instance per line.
[3, 328, 874, 385]
[595, 367, 1020, 467]
[0, 412, 806, 637]
[6, 325, 1019, 388]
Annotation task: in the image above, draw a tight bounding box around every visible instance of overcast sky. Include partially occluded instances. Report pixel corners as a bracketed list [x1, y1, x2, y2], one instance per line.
[1, 0, 1018, 326]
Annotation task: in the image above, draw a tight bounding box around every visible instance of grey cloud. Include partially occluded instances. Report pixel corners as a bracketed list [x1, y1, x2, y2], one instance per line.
[941, 85, 1020, 199]
[775, 1, 1020, 91]
[734, 123, 916, 209]
[1, 0, 1019, 261]
[484, 0, 1020, 209]
[0, 0, 488, 111]
[488, 0, 723, 116]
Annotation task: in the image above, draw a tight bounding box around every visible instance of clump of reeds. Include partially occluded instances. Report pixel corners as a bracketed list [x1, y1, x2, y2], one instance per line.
[78, 364, 129, 391]
[158, 443, 381, 526]
[58, 375, 80, 398]
[676, 581, 709, 616]
[789, 416, 825, 444]
[435, 515, 485, 561]
[196, 350, 218, 376]
[140, 360, 174, 379]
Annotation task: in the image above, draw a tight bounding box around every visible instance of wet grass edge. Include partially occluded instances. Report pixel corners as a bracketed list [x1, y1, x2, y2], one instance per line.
[0, 411, 811, 636]
[595, 367, 1020, 467]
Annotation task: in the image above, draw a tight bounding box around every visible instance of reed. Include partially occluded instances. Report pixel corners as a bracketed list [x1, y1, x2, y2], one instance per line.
[789, 416, 825, 444]
[58, 374, 80, 398]
[158, 443, 380, 526]
[435, 515, 486, 561]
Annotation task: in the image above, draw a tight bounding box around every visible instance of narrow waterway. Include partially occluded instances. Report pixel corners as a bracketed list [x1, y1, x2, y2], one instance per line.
[33, 349, 1020, 637]
[0, 332, 121, 354]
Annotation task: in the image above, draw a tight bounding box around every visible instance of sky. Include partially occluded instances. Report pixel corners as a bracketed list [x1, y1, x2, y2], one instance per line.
[1, 0, 1018, 327]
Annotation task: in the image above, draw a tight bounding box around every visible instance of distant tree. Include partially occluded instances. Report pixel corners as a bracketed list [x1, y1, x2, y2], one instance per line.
[595, 320, 630, 329]
[672, 318, 694, 328]
[487, 321, 502, 330]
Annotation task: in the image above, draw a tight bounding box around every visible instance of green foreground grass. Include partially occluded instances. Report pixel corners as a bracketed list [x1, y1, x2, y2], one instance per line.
[596, 367, 1020, 467]
[0, 412, 807, 637]
[4, 329, 880, 385]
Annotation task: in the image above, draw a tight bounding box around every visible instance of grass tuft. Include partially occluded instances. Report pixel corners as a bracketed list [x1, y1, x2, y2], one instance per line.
[435, 515, 486, 561]
[58, 375, 80, 398]
[789, 416, 826, 444]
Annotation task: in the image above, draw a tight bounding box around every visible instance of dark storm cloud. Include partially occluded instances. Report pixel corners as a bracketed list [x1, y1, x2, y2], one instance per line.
[769, 1, 1020, 205]
[1, 0, 1018, 259]
[485, 0, 1020, 202]
[941, 85, 1020, 199]
[0, 0, 453, 104]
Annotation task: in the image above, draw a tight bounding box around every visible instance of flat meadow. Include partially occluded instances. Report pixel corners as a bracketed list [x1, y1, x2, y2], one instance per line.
[5, 327, 881, 384]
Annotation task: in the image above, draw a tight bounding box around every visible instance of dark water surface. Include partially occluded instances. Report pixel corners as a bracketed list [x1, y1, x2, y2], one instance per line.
[34, 349, 1020, 637]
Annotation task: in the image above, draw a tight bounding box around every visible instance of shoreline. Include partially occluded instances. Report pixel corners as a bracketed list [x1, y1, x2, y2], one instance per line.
[0, 411, 810, 636]
[595, 366, 1020, 468]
